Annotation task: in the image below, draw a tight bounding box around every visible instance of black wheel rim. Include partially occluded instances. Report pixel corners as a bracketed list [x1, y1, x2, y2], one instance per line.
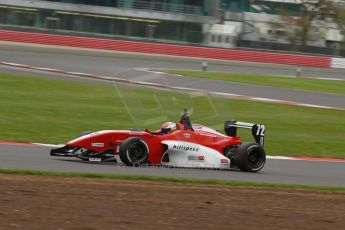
[128, 142, 147, 162]
[247, 147, 264, 170]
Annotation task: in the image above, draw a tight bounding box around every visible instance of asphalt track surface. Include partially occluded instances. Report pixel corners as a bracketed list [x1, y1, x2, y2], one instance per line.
[1, 42, 345, 109]
[0, 144, 344, 187]
[0, 42, 344, 187]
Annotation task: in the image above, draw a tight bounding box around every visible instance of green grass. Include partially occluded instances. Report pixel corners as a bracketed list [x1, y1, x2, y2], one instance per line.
[1, 169, 344, 191]
[0, 72, 344, 158]
[166, 70, 345, 95]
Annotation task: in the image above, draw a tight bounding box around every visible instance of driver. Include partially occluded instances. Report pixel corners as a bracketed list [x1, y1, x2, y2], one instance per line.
[160, 122, 176, 134]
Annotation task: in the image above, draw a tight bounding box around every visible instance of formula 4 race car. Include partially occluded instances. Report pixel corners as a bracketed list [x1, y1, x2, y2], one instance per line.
[51, 112, 266, 172]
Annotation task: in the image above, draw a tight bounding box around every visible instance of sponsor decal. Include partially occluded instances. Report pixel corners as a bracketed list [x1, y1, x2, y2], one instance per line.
[116, 145, 120, 153]
[188, 155, 205, 161]
[183, 133, 191, 138]
[91, 142, 104, 147]
[221, 159, 229, 164]
[193, 125, 203, 130]
[129, 132, 145, 135]
[173, 144, 199, 152]
[89, 158, 102, 162]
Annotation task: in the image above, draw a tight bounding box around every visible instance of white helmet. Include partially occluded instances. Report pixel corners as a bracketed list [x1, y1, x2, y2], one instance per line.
[160, 122, 176, 134]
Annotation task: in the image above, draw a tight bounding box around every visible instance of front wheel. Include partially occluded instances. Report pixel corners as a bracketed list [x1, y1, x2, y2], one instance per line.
[119, 138, 149, 166]
[233, 142, 266, 172]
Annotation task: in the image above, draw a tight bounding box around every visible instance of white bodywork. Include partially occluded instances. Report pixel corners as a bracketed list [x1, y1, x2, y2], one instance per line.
[192, 124, 227, 137]
[161, 141, 230, 169]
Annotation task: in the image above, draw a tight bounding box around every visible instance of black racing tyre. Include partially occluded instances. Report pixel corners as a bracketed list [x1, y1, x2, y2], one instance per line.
[119, 137, 149, 166]
[233, 142, 266, 172]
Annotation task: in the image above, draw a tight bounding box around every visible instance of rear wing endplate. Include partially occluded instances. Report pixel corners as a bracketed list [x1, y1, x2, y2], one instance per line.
[224, 121, 265, 147]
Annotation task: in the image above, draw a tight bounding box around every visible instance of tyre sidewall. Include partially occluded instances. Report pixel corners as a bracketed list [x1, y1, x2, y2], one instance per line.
[233, 142, 266, 172]
[119, 137, 149, 166]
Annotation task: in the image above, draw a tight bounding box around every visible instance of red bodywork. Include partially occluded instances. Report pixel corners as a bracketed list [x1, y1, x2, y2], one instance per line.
[66, 124, 241, 164]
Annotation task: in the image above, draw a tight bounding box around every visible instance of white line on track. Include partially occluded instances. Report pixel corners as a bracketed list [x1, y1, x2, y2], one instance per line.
[31, 67, 62, 72]
[32, 143, 64, 148]
[1, 61, 344, 112]
[317, 77, 344, 81]
[267, 156, 298, 160]
[138, 68, 345, 111]
[139, 67, 345, 81]
[113, 62, 161, 76]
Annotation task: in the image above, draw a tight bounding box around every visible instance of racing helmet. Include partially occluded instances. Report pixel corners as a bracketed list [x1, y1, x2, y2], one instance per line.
[160, 122, 176, 134]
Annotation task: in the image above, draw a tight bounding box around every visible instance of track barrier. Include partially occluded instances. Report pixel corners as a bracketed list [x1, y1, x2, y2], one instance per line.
[1, 29, 343, 68]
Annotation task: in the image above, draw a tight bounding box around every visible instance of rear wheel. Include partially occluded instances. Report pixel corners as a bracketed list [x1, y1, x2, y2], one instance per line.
[119, 138, 149, 166]
[233, 142, 266, 172]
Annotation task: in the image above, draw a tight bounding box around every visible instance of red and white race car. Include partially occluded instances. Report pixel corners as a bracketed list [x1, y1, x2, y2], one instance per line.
[51, 112, 266, 172]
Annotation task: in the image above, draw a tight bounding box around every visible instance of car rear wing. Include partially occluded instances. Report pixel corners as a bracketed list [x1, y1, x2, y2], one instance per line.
[224, 121, 265, 147]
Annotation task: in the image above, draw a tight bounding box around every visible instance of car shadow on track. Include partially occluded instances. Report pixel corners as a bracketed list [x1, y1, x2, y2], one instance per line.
[51, 158, 240, 172]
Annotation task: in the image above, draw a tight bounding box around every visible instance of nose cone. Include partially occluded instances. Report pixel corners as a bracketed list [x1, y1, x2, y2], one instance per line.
[67, 132, 94, 146]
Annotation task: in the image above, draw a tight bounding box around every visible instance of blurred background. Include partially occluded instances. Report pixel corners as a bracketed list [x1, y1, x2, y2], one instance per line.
[0, 0, 344, 56]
